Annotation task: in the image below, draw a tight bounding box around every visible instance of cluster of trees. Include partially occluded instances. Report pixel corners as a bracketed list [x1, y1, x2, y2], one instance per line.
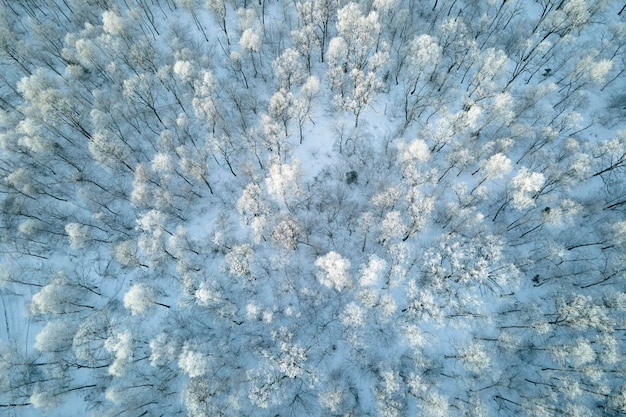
[0, 0, 625, 416]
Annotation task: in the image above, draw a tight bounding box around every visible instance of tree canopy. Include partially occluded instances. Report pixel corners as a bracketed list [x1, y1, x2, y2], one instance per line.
[0, 0, 625, 416]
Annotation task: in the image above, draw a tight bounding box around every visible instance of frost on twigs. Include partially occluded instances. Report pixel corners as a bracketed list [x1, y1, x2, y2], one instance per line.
[65, 222, 91, 249]
[34, 320, 75, 353]
[481, 153, 511, 180]
[30, 388, 60, 411]
[240, 28, 261, 52]
[179, 344, 209, 378]
[341, 302, 365, 327]
[319, 388, 344, 414]
[224, 244, 254, 278]
[104, 330, 133, 377]
[30, 273, 87, 316]
[359, 254, 387, 287]
[149, 333, 178, 367]
[1, 0, 625, 415]
[123, 283, 158, 315]
[265, 159, 301, 207]
[114, 240, 142, 267]
[460, 342, 491, 375]
[511, 167, 545, 209]
[271, 216, 303, 250]
[315, 251, 352, 291]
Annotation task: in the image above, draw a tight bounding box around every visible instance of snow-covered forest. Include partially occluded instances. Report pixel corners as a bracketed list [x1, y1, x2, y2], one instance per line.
[0, 0, 625, 415]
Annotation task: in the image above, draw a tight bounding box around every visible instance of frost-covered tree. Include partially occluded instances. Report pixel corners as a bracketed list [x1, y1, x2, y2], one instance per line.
[400, 34, 442, 124]
[327, 2, 389, 128]
[511, 167, 545, 210]
[1, 1, 625, 417]
[273, 48, 307, 90]
[315, 251, 352, 291]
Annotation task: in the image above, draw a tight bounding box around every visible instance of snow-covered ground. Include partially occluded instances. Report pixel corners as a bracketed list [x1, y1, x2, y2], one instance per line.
[1, 0, 625, 416]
